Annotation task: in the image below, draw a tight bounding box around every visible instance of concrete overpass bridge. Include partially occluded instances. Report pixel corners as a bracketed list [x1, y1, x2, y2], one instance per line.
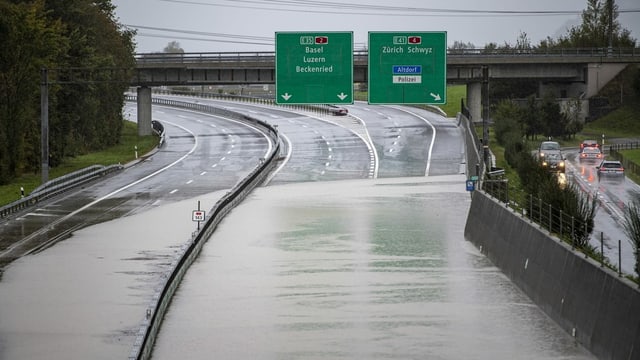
[131, 47, 640, 135]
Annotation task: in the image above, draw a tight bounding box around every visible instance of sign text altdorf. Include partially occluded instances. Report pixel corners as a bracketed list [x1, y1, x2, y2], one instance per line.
[368, 32, 447, 105]
[276, 32, 353, 105]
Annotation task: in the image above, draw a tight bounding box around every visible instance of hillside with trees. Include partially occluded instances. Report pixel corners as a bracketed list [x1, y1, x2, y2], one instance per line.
[0, 0, 135, 185]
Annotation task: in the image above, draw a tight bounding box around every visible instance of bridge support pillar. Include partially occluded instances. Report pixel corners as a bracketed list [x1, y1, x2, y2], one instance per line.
[137, 86, 152, 136]
[466, 82, 482, 123]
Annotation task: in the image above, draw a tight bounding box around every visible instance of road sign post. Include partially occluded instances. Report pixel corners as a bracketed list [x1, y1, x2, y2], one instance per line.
[275, 32, 353, 105]
[368, 32, 447, 105]
[192, 200, 205, 231]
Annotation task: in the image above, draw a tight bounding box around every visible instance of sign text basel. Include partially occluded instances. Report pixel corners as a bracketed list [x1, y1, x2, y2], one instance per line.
[275, 32, 353, 105]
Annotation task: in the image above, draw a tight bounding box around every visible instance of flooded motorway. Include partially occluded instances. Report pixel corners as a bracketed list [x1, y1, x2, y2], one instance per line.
[152, 176, 595, 360]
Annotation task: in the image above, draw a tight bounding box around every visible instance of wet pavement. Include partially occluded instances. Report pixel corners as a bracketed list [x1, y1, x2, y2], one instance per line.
[152, 176, 595, 360]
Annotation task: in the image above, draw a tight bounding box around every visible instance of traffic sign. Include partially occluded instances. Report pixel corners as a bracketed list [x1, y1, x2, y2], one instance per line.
[275, 32, 353, 105]
[192, 210, 205, 222]
[368, 32, 447, 105]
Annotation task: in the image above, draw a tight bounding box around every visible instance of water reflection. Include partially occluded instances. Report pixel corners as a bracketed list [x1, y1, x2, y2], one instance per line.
[152, 176, 595, 360]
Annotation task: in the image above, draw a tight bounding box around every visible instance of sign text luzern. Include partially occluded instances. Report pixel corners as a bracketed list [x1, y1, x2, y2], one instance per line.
[368, 32, 447, 105]
[276, 32, 353, 105]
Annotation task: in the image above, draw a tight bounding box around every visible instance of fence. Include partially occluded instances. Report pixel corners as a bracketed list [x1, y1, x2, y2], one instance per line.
[610, 141, 640, 179]
[482, 178, 632, 278]
[457, 107, 633, 279]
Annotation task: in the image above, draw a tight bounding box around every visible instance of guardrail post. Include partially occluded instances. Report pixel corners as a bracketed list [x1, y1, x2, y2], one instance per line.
[618, 240, 622, 277]
[600, 232, 604, 267]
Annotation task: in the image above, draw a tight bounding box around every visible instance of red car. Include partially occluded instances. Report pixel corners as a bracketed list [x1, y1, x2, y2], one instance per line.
[580, 140, 599, 152]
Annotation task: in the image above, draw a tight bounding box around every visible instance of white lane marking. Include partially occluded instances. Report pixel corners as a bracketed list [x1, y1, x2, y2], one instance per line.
[221, 157, 226, 161]
[170, 189, 178, 194]
[389, 106, 437, 176]
[347, 113, 380, 179]
[200, 171, 207, 176]
[264, 132, 293, 186]
[152, 200, 162, 206]
[0, 120, 199, 258]
[212, 164, 218, 168]
[186, 180, 194, 185]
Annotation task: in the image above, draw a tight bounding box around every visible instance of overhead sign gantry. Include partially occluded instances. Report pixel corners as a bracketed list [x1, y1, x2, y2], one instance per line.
[275, 32, 353, 105]
[368, 31, 447, 105]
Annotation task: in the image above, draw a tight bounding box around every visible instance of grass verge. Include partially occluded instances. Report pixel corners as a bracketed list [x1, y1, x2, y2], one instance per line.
[0, 121, 158, 206]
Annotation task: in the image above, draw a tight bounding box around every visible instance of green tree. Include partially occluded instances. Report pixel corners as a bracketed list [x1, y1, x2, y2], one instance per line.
[42, 0, 135, 165]
[164, 41, 185, 54]
[558, 0, 636, 48]
[0, 0, 67, 183]
[493, 100, 524, 146]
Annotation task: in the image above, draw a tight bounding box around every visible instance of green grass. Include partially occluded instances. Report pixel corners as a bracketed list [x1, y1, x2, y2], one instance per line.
[354, 85, 466, 117]
[0, 121, 158, 206]
[620, 148, 640, 184]
[583, 104, 640, 139]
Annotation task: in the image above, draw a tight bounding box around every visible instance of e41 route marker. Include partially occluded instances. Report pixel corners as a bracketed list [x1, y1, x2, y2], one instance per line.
[276, 32, 353, 105]
[368, 31, 447, 105]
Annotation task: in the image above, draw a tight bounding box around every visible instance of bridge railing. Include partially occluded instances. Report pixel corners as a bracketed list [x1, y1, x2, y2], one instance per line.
[135, 47, 640, 64]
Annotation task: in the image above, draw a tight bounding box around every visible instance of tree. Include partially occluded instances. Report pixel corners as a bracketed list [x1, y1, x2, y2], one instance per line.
[449, 41, 475, 54]
[0, 0, 135, 183]
[559, 0, 636, 48]
[0, 0, 67, 182]
[164, 41, 184, 54]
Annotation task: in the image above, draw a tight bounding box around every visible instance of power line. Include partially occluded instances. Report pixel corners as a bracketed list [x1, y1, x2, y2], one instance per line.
[158, 0, 640, 17]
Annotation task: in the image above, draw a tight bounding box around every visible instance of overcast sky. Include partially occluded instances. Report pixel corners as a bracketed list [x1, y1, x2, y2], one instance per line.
[111, 0, 640, 53]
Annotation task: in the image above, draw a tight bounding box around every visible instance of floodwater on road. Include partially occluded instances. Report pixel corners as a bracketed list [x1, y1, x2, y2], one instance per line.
[0, 191, 226, 360]
[152, 175, 595, 360]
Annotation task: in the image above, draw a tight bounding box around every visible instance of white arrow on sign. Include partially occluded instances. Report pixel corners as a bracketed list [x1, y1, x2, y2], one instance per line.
[430, 93, 442, 101]
[281, 93, 292, 101]
[337, 92, 348, 101]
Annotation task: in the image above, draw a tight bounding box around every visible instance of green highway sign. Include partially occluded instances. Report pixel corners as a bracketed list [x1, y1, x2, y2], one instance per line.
[368, 31, 447, 105]
[276, 32, 353, 105]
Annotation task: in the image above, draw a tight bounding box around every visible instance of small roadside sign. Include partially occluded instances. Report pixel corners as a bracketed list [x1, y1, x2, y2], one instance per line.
[466, 180, 475, 192]
[192, 210, 206, 222]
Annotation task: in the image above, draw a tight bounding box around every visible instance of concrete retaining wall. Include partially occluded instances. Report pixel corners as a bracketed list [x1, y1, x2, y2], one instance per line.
[464, 190, 640, 360]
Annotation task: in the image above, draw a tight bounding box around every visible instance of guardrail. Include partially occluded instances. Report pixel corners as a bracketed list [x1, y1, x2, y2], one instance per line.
[127, 98, 281, 360]
[0, 164, 123, 220]
[134, 47, 640, 65]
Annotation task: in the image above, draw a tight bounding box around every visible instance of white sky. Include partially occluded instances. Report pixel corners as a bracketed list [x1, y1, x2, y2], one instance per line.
[111, 0, 640, 53]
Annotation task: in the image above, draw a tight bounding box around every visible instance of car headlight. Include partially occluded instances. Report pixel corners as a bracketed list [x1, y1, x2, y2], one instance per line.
[542, 161, 548, 167]
[559, 161, 565, 167]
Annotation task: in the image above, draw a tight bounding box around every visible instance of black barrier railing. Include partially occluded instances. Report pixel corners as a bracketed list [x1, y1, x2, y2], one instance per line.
[127, 97, 281, 360]
[0, 164, 123, 220]
[610, 141, 640, 180]
[458, 108, 485, 181]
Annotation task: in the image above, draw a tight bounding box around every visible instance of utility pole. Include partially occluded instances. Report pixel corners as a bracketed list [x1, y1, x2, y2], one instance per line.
[607, 0, 614, 56]
[41, 68, 49, 184]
